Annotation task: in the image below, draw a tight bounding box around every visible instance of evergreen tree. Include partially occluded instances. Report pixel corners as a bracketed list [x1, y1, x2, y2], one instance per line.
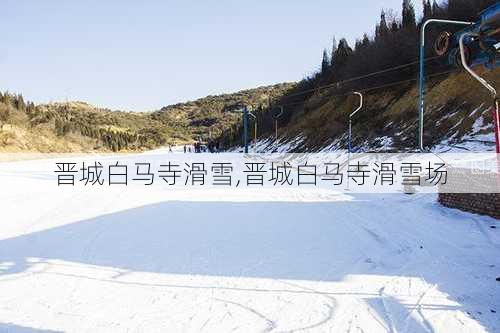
[376, 11, 389, 39]
[354, 39, 362, 51]
[1, 92, 11, 106]
[361, 34, 370, 48]
[321, 49, 330, 74]
[402, 0, 417, 30]
[431, 0, 442, 17]
[16, 94, 26, 112]
[55, 118, 63, 136]
[332, 38, 353, 71]
[0, 104, 9, 130]
[423, 0, 432, 19]
[390, 19, 399, 32]
[330, 37, 337, 67]
[26, 102, 36, 115]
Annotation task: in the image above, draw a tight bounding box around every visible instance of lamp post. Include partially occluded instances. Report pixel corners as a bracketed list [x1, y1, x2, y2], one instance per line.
[227, 105, 249, 153]
[346, 92, 363, 190]
[348, 92, 363, 155]
[273, 106, 284, 141]
[243, 105, 249, 153]
[248, 110, 257, 152]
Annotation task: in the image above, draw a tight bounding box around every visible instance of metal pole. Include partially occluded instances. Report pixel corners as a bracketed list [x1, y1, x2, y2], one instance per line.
[346, 92, 363, 190]
[459, 33, 497, 98]
[494, 100, 500, 154]
[348, 119, 352, 154]
[348, 92, 363, 154]
[459, 32, 499, 154]
[248, 111, 257, 151]
[253, 118, 257, 144]
[243, 105, 249, 153]
[274, 106, 283, 141]
[418, 19, 473, 151]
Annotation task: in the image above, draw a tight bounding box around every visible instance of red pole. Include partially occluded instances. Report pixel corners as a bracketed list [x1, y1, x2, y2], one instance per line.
[494, 101, 500, 184]
[494, 100, 500, 154]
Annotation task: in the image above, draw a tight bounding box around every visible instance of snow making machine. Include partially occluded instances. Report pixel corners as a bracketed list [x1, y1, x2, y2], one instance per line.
[434, 3, 500, 70]
[433, 3, 500, 154]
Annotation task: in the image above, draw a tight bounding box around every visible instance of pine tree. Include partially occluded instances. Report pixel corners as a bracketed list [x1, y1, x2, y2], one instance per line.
[1, 92, 11, 106]
[361, 34, 370, 48]
[376, 10, 389, 39]
[402, 0, 417, 30]
[330, 37, 337, 67]
[431, 0, 441, 17]
[390, 19, 399, 32]
[55, 118, 63, 136]
[423, 0, 432, 19]
[321, 49, 330, 74]
[16, 94, 26, 112]
[26, 102, 36, 115]
[0, 103, 9, 130]
[355, 39, 362, 50]
[333, 38, 353, 70]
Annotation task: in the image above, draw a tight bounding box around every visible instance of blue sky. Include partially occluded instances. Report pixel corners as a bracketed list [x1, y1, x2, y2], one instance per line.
[1, 0, 423, 111]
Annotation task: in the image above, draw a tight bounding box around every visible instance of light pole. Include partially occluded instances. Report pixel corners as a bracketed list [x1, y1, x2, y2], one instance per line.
[346, 92, 363, 190]
[248, 110, 257, 151]
[273, 106, 284, 141]
[227, 105, 249, 153]
[418, 19, 474, 151]
[243, 105, 249, 153]
[348, 92, 363, 155]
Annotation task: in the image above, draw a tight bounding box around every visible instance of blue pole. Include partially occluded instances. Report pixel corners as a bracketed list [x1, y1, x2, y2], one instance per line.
[348, 92, 362, 154]
[418, 42, 425, 151]
[348, 119, 352, 154]
[243, 105, 249, 153]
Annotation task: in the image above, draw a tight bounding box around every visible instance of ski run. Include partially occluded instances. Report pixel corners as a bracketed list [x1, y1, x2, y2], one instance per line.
[0, 149, 499, 333]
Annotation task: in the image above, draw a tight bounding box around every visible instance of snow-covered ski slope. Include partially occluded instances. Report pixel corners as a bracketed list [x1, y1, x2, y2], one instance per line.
[0, 149, 499, 333]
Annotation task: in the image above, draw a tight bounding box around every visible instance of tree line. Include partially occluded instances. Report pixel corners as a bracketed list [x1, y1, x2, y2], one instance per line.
[0, 91, 175, 151]
[314, 0, 496, 92]
[225, 0, 498, 145]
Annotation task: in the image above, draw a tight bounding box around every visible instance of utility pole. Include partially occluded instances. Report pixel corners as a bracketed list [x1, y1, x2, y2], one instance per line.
[243, 105, 249, 153]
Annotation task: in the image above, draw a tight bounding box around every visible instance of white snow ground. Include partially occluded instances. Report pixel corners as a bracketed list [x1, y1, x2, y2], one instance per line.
[0, 149, 499, 333]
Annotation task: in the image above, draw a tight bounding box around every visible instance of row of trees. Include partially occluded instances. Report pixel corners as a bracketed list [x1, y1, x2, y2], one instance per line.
[0, 91, 173, 151]
[287, 0, 495, 124]
[0, 91, 36, 114]
[0, 92, 35, 130]
[219, 0, 498, 147]
[46, 104, 171, 151]
[0, 92, 37, 128]
[317, 0, 496, 90]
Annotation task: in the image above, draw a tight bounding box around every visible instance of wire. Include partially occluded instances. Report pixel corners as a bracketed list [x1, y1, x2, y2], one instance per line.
[275, 68, 459, 109]
[331, 56, 442, 88]
[359, 68, 459, 93]
[282, 55, 443, 100]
